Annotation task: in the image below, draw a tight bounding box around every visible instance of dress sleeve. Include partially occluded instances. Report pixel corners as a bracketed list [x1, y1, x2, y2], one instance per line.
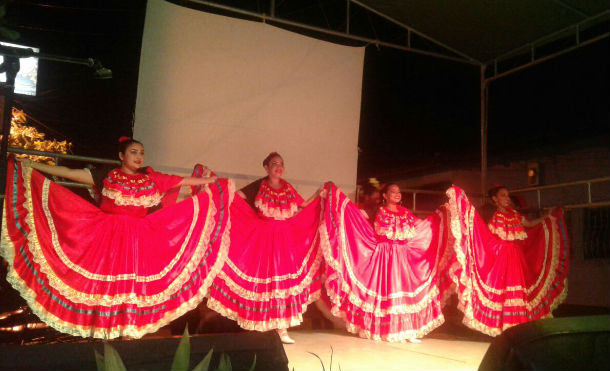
[240, 178, 264, 209]
[145, 167, 183, 194]
[285, 181, 305, 206]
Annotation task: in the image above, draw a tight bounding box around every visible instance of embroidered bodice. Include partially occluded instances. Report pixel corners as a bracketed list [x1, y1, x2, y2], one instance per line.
[488, 208, 527, 241]
[254, 178, 304, 220]
[374, 206, 417, 241]
[99, 168, 182, 217]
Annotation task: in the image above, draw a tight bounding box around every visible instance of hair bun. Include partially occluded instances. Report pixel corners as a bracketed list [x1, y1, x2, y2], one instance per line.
[118, 136, 131, 143]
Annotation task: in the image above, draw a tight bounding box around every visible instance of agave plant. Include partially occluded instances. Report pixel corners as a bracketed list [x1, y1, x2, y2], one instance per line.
[94, 327, 256, 371]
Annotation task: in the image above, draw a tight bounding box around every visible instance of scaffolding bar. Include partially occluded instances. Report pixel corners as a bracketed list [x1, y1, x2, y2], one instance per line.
[182, 0, 480, 65]
[8, 147, 120, 165]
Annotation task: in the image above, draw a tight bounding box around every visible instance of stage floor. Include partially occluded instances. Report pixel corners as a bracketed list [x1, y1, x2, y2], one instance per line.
[282, 329, 491, 371]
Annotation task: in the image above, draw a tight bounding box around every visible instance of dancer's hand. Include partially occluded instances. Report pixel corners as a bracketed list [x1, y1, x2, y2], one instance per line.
[319, 187, 328, 199]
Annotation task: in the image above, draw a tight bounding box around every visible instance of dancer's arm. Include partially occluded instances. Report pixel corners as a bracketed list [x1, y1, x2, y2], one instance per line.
[178, 175, 217, 187]
[18, 158, 94, 185]
[521, 209, 550, 228]
[300, 186, 328, 208]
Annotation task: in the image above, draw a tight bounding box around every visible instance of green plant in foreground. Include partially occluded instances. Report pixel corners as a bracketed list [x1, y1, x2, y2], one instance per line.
[94, 328, 256, 371]
[307, 346, 340, 371]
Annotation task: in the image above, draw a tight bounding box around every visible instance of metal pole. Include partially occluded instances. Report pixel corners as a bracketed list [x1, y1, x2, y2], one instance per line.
[486, 33, 608, 82]
[346, 0, 350, 34]
[0, 89, 13, 198]
[184, 0, 479, 66]
[8, 147, 120, 165]
[412, 193, 416, 212]
[480, 65, 488, 204]
[0, 58, 20, 221]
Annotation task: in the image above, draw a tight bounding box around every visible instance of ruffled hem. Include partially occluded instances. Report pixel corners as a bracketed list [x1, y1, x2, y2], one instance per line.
[488, 225, 528, 241]
[445, 186, 569, 337]
[206, 290, 321, 331]
[319, 183, 449, 341]
[213, 248, 323, 300]
[1, 160, 232, 339]
[17, 167, 228, 306]
[102, 187, 163, 208]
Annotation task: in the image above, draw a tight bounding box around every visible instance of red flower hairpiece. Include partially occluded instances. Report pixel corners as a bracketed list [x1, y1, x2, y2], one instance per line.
[268, 151, 280, 157]
[118, 136, 131, 143]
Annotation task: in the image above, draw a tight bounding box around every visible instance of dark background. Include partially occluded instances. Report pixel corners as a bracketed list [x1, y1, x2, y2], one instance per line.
[4, 0, 609, 182]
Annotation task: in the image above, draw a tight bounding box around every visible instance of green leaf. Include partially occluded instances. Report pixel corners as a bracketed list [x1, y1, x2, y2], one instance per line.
[217, 353, 232, 371]
[171, 326, 191, 371]
[192, 348, 213, 371]
[248, 354, 257, 371]
[307, 352, 325, 371]
[104, 342, 127, 371]
[94, 349, 105, 371]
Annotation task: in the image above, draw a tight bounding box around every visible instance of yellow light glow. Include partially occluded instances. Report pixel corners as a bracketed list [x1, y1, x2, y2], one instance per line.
[0, 108, 72, 165]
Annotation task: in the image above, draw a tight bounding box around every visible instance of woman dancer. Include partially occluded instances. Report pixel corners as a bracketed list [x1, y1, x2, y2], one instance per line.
[1, 137, 228, 339]
[206, 152, 325, 344]
[487, 185, 548, 238]
[320, 183, 457, 342]
[446, 185, 569, 336]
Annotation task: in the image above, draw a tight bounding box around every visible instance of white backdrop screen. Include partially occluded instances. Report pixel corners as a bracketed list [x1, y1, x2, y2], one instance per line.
[135, 0, 364, 197]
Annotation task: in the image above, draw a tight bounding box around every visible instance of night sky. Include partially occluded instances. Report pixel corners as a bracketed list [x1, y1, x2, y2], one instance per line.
[4, 1, 609, 182]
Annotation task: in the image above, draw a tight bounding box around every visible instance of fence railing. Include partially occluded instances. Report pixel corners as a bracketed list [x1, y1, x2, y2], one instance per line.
[4, 148, 609, 213]
[511, 177, 610, 210]
[2, 147, 120, 193]
[400, 188, 445, 215]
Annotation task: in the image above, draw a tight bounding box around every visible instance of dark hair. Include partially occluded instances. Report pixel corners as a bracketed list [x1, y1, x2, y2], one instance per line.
[118, 138, 143, 154]
[380, 183, 400, 195]
[488, 184, 508, 199]
[263, 152, 282, 167]
[361, 183, 380, 197]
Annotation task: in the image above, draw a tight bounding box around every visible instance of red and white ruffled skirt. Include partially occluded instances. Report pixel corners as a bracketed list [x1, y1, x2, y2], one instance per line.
[1, 160, 232, 339]
[319, 183, 457, 342]
[446, 186, 569, 336]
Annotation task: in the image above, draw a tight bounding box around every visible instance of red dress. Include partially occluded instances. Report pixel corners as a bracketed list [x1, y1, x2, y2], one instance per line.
[487, 208, 528, 241]
[446, 186, 569, 336]
[206, 178, 322, 331]
[319, 184, 456, 342]
[1, 159, 232, 339]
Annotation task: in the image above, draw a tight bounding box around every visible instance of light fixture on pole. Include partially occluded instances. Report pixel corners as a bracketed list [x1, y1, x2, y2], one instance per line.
[0, 44, 112, 220]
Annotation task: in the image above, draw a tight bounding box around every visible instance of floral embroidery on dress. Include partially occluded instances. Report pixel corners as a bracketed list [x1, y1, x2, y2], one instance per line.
[374, 206, 417, 241]
[254, 179, 304, 220]
[488, 209, 528, 241]
[101, 168, 163, 208]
